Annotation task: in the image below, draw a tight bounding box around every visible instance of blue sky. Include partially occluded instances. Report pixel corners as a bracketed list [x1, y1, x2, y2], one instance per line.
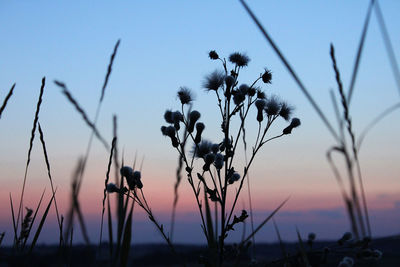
[0, 1, 399, 244]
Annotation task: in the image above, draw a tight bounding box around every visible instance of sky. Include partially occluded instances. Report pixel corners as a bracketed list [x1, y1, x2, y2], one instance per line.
[0, 1, 399, 245]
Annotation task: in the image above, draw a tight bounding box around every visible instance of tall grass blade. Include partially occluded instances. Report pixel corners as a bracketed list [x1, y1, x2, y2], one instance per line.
[296, 228, 311, 267]
[38, 123, 63, 241]
[9, 193, 17, 246]
[375, 0, 400, 97]
[29, 193, 54, 254]
[17, 77, 45, 232]
[0, 232, 5, 247]
[347, 0, 375, 104]
[120, 202, 134, 267]
[0, 83, 15, 119]
[100, 137, 117, 248]
[238, 0, 339, 142]
[107, 195, 114, 259]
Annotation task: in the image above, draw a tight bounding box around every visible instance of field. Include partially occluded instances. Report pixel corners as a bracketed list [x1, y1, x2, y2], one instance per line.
[1, 1, 399, 266]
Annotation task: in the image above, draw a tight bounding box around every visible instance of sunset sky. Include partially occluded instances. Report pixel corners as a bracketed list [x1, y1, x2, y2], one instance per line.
[0, 1, 399, 245]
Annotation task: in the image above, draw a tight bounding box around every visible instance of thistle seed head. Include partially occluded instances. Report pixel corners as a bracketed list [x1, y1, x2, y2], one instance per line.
[177, 87, 193, 105]
[164, 110, 174, 123]
[203, 70, 225, 91]
[265, 97, 280, 116]
[279, 102, 293, 121]
[106, 183, 119, 193]
[120, 166, 134, 177]
[262, 69, 272, 84]
[208, 50, 219, 60]
[229, 52, 250, 67]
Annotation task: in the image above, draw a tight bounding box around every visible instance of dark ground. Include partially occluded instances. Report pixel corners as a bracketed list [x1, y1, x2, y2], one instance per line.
[1, 235, 399, 266]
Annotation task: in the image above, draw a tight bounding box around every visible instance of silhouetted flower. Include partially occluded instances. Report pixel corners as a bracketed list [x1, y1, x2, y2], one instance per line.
[261, 69, 272, 84]
[172, 111, 183, 130]
[228, 172, 240, 184]
[194, 122, 205, 144]
[203, 152, 216, 171]
[162, 126, 179, 147]
[193, 140, 212, 158]
[282, 118, 301, 135]
[255, 99, 266, 122]
[208, 50, 219, 60]
[211, 143, 219, 154]
[203, 70, 225, 91]
[290, 118, 301, 128]
[214, 153, 224, 169]
[232, 90, 245, 105]
[257, 89, 266, 99]
[164, 110, 174, 123]
[133, 171, 143, 189]
[238, 84, 249, 95]
[279, 102, 293, 121]
[229, 52, 250, 67]
[177, 87, 193, 105]
[265, 97, 280, 116]
[188, 110, 201, 133]
[308, 232, 316, 241]
[225, 76, 235, 90]
[248, 87, 256, 96]
[106, 183, 119, 193]
[120, 166, 134, 177]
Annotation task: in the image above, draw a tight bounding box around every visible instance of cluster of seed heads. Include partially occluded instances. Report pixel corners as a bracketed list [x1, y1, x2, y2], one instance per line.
[106, 166, 143, 194]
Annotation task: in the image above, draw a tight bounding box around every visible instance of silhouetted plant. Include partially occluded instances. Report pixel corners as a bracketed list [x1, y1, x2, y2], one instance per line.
[160, 50, 300, 265]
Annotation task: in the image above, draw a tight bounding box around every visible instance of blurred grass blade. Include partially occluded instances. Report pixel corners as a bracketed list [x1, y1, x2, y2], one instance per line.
[347, 0, 375, 104]
[238, 0, 339, 142]
[242, 197, 289, 244]
[0, 83, 16, 119]
[53, 81, 109, 150]
[375, 0, 400, 97]
[357, 102, 400, 150]
[120, 202, 134, 267]
[29, 193, 54, 254]
[273, 219, 289, 265]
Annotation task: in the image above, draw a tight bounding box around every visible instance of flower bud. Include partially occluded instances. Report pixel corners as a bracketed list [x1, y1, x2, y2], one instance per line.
[106, 183, 119, 193]
[194, 122, 205, 144]
[262, 69, 272, 84]
[188, 110, 201, 133]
